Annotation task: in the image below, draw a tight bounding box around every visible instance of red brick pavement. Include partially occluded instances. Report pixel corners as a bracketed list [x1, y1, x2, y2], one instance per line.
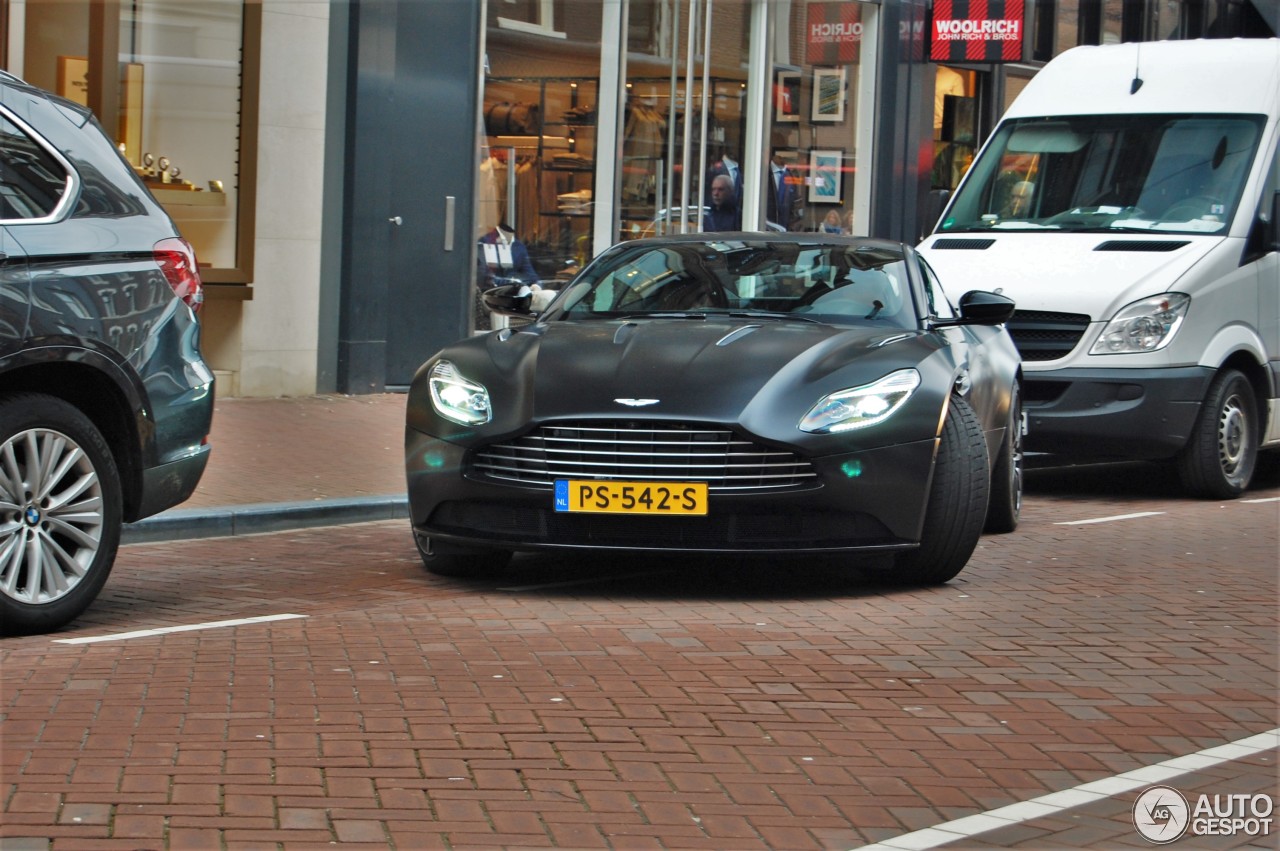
[183, 393, 408, 509]
[2, 469, 1278, 849]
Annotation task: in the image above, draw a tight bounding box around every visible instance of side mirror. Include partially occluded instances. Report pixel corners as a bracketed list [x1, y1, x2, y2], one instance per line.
[1271, 189, 1280, 252]
[932, 290, 1016, 328]
[482, 283, 535, 317]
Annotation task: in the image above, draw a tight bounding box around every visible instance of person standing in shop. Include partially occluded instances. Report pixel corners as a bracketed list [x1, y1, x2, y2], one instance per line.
[703, 174, 742, 231]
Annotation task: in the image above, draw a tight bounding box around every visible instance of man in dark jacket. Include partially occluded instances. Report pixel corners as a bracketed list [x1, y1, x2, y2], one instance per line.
[703, 174, 742, 231]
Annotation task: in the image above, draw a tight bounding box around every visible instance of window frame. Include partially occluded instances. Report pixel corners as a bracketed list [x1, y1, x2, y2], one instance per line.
[0, 107, 78, 225]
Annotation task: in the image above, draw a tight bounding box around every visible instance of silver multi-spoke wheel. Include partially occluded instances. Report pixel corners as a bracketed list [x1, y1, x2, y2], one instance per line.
[0, 428, 104, 605]
[0, 394, 121, 636]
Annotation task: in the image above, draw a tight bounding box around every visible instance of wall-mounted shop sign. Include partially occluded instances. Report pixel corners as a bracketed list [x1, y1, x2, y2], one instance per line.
[930, 0, 1025, 62]
[806, 2, 863, 65]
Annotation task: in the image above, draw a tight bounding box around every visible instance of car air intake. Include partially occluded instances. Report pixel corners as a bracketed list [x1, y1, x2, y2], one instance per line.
[1094, 240, 1190, 252]
[1006, 310, 1092, 362]
[471, 421, 818, 493]
[930, 238, 996, 249]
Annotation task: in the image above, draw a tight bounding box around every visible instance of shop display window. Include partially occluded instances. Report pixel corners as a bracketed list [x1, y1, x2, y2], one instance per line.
[764, 1, 875, 235]
[12, 0, 258, 288]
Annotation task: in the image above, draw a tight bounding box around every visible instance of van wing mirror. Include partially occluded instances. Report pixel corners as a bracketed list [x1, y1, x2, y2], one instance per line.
[932, 290, 1016, 328]
[1271, 190, 1280, 252]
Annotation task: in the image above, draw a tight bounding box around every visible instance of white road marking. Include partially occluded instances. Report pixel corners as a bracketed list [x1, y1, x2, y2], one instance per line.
[1054, 511, 1165, 525]
[1242, 496, 1280, 504]
[849, 728, 1280, 850]
[53, 613, 307, 645]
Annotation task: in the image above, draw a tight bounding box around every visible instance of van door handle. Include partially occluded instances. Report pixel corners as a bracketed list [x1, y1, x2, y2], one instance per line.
[388, 216, 402, 226]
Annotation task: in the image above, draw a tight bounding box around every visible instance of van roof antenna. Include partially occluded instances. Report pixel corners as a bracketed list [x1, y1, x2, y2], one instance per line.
[1130, 43, 1144, 94]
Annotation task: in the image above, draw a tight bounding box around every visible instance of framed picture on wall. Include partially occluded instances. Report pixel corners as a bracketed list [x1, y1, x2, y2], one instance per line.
[808, 149, 844, 204]
[811, 67, 846, 123]
[775, 70, 801, 123]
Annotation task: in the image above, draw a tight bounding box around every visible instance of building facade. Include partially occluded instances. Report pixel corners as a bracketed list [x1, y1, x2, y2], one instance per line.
[3, 0, 1274, 396]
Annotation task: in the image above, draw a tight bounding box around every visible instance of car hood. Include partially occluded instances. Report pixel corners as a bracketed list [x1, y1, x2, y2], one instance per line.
[423, 318, 950, 448]
[918, 233, 1220, 320]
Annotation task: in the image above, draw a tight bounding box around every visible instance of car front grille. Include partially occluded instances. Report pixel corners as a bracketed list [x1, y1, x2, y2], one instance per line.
[1006, 310, 1092, 362]
[470, 420, 818, 493]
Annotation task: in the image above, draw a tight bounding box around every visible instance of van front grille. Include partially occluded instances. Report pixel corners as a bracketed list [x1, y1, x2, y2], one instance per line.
[1006, 310, 1092, 362]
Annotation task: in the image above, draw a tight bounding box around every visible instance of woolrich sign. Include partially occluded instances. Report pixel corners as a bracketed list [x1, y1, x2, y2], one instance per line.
[806, 2, 863, 65]
[930, 0, 1025, 62]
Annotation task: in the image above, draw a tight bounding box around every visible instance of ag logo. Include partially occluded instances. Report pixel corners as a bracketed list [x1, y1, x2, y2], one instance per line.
[1133, 785, 1190, 843]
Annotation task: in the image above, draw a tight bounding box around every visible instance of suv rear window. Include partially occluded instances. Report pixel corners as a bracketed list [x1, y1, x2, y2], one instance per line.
[0, 114, 69, 220]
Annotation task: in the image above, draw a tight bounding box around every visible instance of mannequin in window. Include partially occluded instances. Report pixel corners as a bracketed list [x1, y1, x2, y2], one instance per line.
[767, 149, 803, 231]
[477, 222, 538, 291]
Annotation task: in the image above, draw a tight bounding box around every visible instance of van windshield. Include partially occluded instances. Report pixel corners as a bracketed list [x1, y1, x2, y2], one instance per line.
[937, 114, 1264, 235]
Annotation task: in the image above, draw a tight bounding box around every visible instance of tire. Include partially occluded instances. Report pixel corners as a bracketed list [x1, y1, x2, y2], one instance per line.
[414, 532, 512, 578]
[0, 394, 122, 636]
[894, 396, 990, 585]
[1176, 369, 1258, 499]
[984, 382, 1023, 534]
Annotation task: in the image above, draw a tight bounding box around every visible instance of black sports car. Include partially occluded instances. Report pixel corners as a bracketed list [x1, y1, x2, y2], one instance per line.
[405, 234, 1022, 585]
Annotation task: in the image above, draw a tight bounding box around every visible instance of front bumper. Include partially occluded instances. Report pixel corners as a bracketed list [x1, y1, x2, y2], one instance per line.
[406, 428, 939, 554]
[1023, 365, 1212, 460]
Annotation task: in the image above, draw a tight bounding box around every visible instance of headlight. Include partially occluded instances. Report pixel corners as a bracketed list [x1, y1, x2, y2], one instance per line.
[799, 369, 921, 434]
[427, 360, 492, 425]
[1090, 293, 1189, 355]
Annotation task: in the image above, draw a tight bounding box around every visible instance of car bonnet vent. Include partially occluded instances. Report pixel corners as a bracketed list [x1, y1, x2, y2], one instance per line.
[931, 238, 995, 250]
[1094, 240, 1190, 252]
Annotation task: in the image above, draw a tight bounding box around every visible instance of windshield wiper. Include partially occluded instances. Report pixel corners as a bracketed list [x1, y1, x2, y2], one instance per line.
[639, 312, 709, 319]
[724, 310, 821, 324]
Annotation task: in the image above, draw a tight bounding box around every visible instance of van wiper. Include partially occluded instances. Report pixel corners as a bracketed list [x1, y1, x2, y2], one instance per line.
[638, 312, 708, 319]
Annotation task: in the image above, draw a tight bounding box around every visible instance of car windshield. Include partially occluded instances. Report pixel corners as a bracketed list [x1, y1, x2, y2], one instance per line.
[938, 114, 1264, 235]
[545, 239, 918, 330]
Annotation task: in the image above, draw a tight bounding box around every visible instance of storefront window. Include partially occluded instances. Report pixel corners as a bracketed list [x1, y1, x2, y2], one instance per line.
[930, 65, 978, 193]
[477, 1, 604, 329]
[120, 0, 249, 277]
[12, 0, 257, 286]
[619, 0, 753, 239]
[765, 1, 876, 235]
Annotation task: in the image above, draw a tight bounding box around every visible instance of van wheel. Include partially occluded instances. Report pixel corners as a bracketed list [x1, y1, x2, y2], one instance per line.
[0, 394, 122, 636]
[1177, 369, 1257, 499]
[984, 382, 1023, 534]
[414, 533, 512, 578]
[894, 396, 989, 585]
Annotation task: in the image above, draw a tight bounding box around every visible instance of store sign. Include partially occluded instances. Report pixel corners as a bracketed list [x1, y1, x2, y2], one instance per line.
[930, 0, 1025, 62]
[806, 2, 863, 65]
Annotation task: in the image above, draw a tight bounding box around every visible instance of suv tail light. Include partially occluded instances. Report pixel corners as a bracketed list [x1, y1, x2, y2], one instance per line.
[154, 237, 204, 314]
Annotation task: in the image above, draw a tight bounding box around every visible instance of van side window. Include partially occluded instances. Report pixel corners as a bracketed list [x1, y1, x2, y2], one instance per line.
[918, 256, 956, 320]
[0, 115, 67, 220]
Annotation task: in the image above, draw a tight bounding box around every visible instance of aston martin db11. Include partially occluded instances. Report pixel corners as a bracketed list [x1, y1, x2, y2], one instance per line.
[405, 234, 1022, 585]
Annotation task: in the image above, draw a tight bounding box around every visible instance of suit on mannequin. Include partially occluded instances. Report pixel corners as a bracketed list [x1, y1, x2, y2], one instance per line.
[766, 151, 802, 230]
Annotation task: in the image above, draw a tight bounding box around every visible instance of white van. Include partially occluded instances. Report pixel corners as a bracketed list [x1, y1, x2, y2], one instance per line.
[919, 38, 1280, 498]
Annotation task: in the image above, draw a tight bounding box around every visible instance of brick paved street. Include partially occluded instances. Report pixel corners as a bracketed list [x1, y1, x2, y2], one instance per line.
[2, 456, 1277, 849]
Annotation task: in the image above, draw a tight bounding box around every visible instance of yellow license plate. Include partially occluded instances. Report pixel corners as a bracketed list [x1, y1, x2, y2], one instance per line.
[554, 480, 708, 515]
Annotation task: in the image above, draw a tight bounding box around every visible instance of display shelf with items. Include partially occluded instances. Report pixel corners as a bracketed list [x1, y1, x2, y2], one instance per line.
[481, 77, 598, 283]
[133, 151, 227, 207]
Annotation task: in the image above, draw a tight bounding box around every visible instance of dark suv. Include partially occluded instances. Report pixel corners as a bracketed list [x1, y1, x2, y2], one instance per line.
[0, 72, 213, 635]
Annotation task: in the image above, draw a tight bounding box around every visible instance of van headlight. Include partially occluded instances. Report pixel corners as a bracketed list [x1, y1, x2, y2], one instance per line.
[1090, 293, 1190, 355]
[800, 369, 921, 434]
[428, 360, 492, 425]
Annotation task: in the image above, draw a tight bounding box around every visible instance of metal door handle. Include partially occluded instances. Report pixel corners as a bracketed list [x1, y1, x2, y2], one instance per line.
[388, 216, 402, 226]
